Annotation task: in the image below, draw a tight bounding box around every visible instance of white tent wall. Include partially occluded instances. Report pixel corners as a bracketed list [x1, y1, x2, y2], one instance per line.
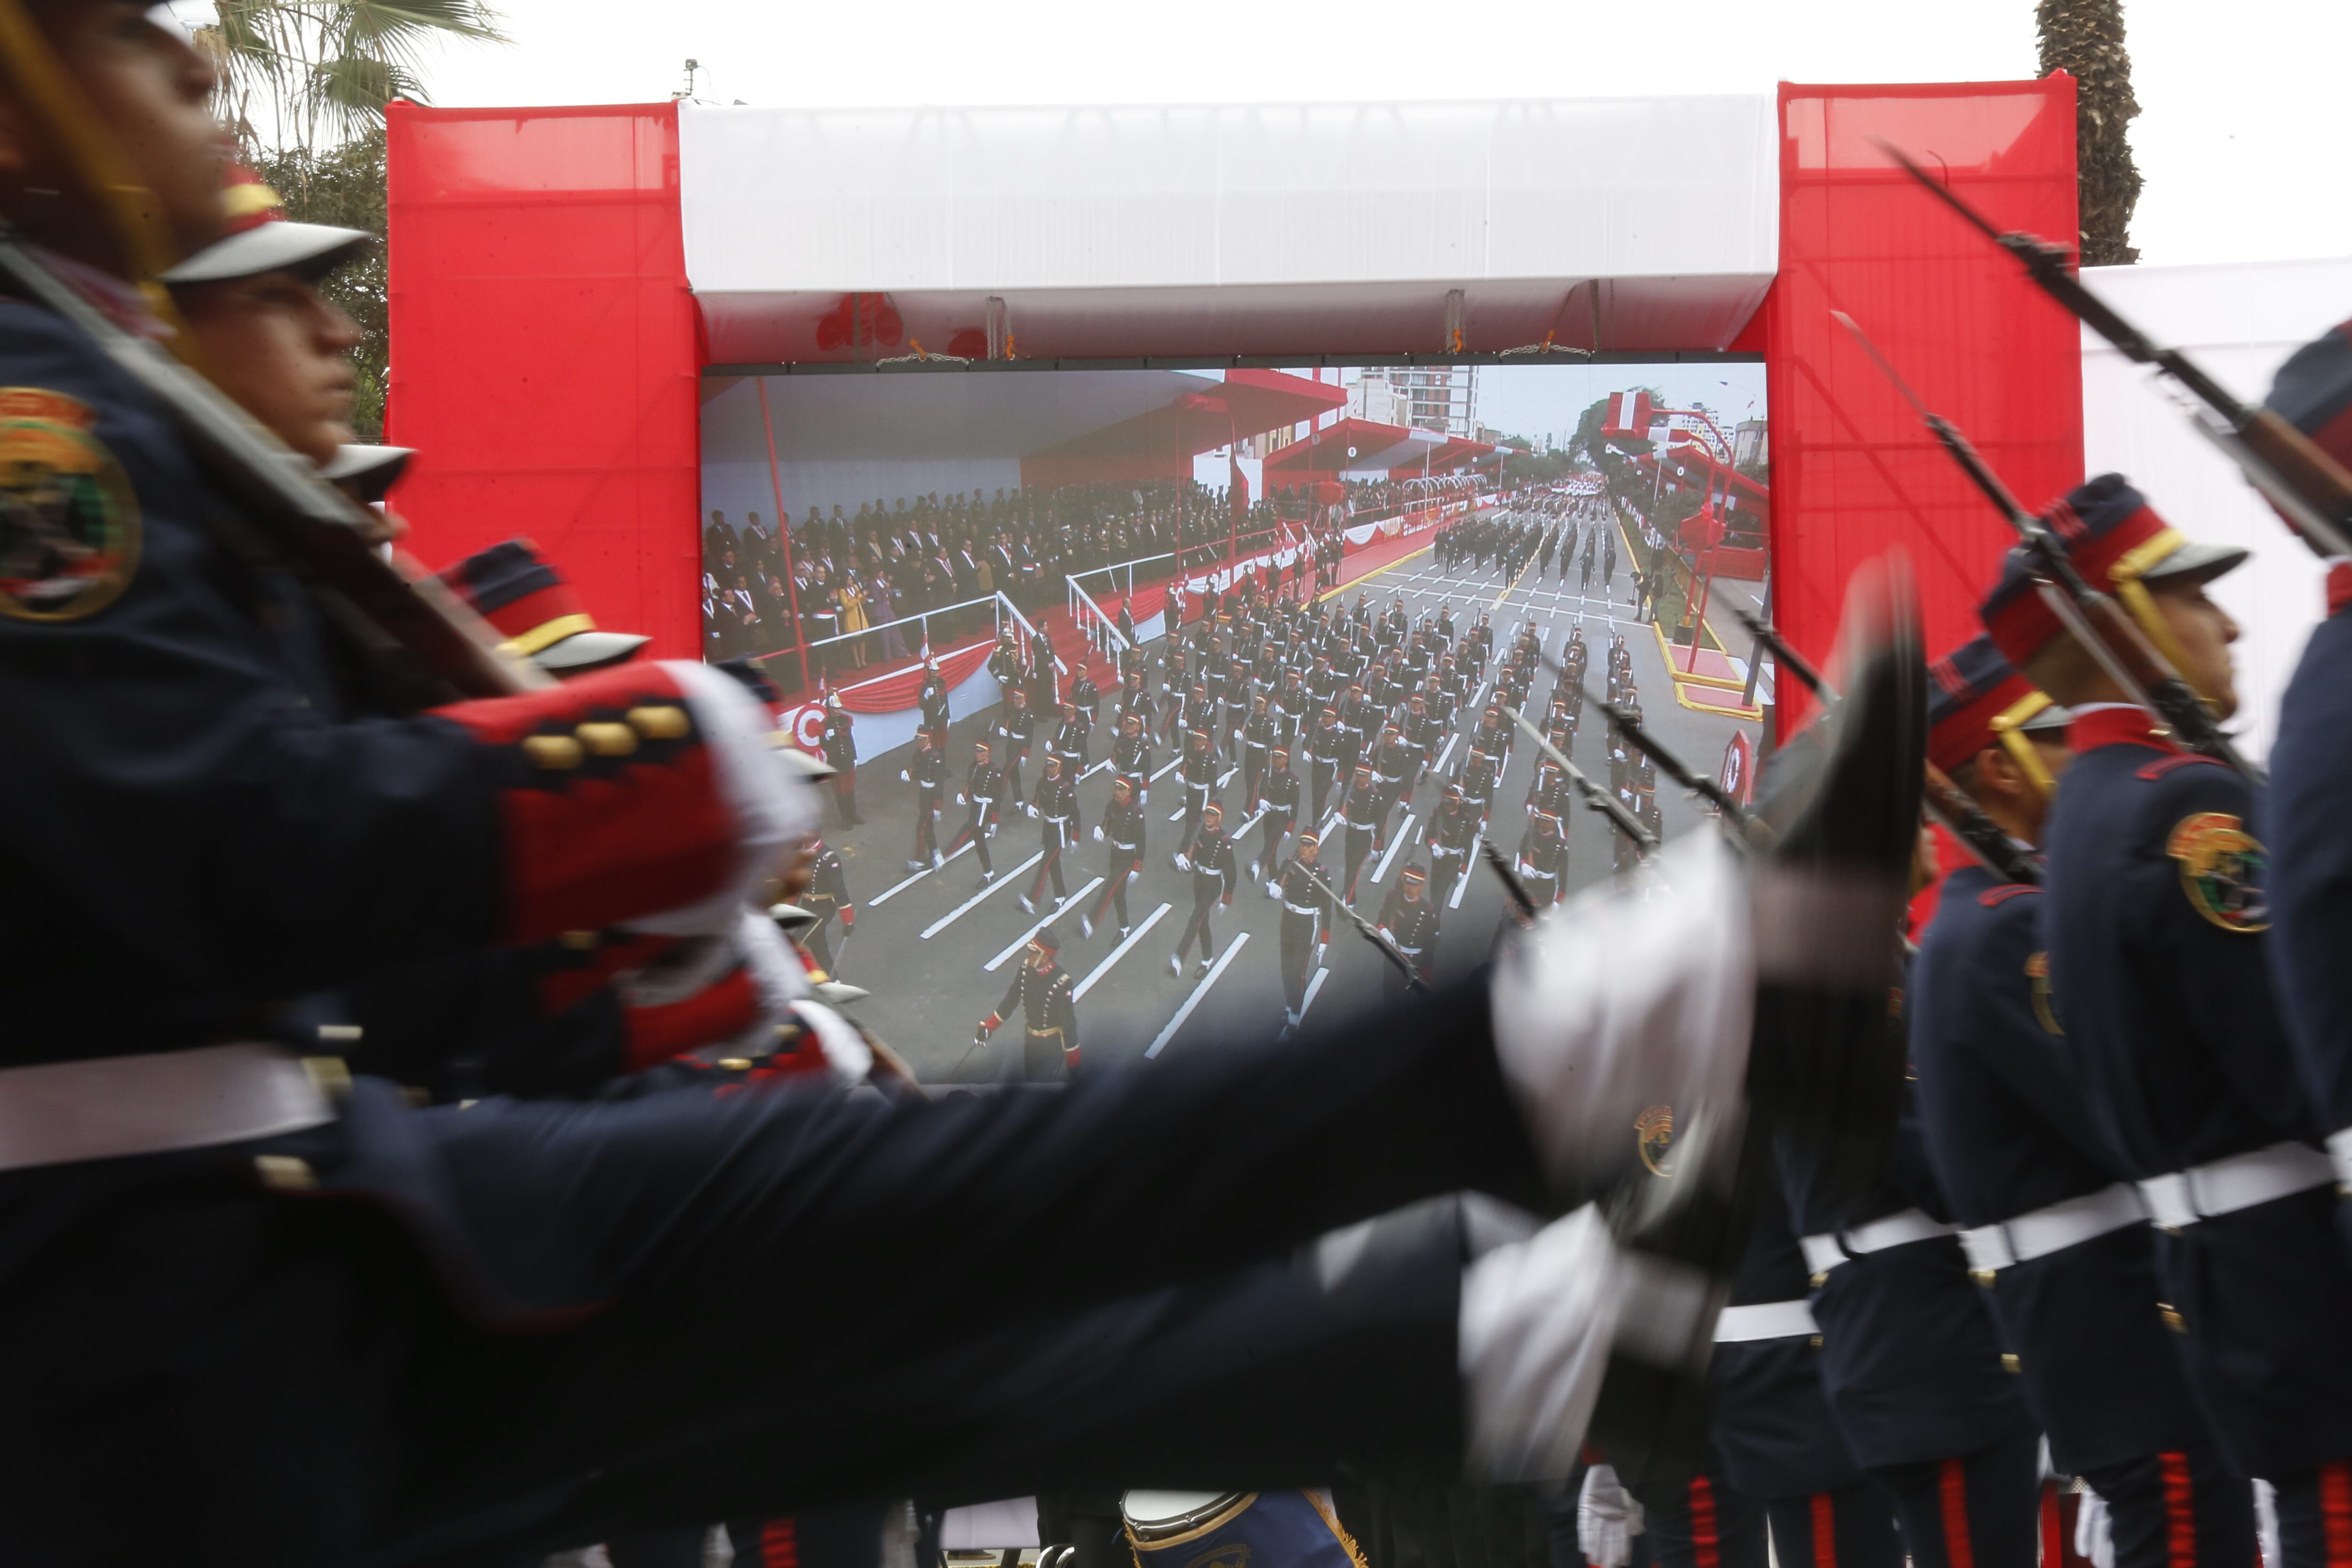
[2079, 258, 2352, 762]
[676, 97, 1776, 363]
[679, 97, 1777, 292]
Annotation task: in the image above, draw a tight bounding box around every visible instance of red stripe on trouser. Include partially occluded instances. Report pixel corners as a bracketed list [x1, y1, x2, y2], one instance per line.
[1690, 1476, 1721, 1568]
[763, 1516, 798, 1568]
[2321, 1463, 2352, 1568]
[1811, 1492, 1838, 1568]
[2159, 1451, 2198, 1568]
[1939, 1457, 1977, 1568]
[2042, 1482, 2063, 1568]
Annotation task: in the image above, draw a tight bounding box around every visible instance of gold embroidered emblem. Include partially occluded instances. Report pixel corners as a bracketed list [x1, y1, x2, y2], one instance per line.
[2166, 812, 2270, 933]
[0, 387, 138, 622]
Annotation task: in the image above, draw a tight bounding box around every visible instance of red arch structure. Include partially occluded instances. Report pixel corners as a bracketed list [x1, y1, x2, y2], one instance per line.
[385, 79, 2081, 729]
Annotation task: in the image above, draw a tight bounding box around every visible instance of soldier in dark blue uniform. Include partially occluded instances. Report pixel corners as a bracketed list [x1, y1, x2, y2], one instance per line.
[945, 737, 1004, 884]
[0, 11, 1925, 1559]
[2253, 325, 2352, 1248]
[1908, 635, 2251, 1568]
[1272, 829, 1331, 1031]
[1764, 730, 2039, 1568]
[1083, 773, 1146, 939]
[975, 928, 1082, 1082]
[1979, 475, 2352, 1566]
[1375, 864, 1440, 1003]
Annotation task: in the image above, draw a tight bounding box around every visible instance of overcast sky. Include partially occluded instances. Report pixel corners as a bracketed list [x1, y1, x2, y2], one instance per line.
[401, 0, 2349, 270]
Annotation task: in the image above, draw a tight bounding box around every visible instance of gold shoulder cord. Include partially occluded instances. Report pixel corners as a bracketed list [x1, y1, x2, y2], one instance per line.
[0, 0, 194, 342]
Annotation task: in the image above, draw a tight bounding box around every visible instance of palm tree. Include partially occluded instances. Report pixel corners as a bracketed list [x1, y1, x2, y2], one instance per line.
[2037, 0, 2141, 266]
[199, 0, 507, 158]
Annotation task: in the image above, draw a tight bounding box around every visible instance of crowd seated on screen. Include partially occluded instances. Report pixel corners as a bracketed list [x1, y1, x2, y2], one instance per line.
[700, 478, 1345, 677]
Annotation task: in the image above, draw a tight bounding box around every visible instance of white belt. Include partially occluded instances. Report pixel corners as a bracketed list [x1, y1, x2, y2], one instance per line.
[0, 1043, 334, 1172]
[1284, 901, 1321, 916]
[1800, 1208, 1960, 1276]
[1958, 1182, 2146, 1274]
[1713, 1299, 1820, 1342]
[2137, 1141, 2335, 1230]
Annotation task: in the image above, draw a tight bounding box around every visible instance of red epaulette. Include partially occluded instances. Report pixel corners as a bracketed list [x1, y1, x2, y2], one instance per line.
[2136, 753, 2226, 783]
[1979, 883, 2039, 907]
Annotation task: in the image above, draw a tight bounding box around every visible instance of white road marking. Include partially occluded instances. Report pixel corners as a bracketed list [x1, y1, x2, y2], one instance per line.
[1073, 903, 1172, 1000]
[1431, 733, 1459, 776]
[1168, 804, 1189, 822]
[1373, 814, 1416, 883]
[984, 877, 1104, 971]
[1081, 759, 1112, 780]
[1218, 767, 1237, 788]
[1146, 931, 1251, 1059]
[1450, 832, 1484, 908]
[1150, 757, 1181, 781]
[920, 851, 1043, 938]
[1300, 966, 1330, 1019]
[870, 840, 973, 906]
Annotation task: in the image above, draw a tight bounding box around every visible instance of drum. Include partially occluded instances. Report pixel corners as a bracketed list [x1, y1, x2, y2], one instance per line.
[1120, 1489, 1363, 1568]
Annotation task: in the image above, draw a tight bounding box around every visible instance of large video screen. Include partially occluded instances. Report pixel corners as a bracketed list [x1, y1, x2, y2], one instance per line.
[698, 362, 1770, 1082]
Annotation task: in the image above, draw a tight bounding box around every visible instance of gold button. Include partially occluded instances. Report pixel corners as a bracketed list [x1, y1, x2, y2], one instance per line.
[1809, 1271, 1828, 1289]
[719, 1058, 754, 1072]
[2160, 1303, 2187, 1334]
[627, 704, 691, 740]
[2001, 1352, 2021, 1373]
[524, 734, 584, 770]
[578, 721, 638, 757]
[1808, 1334, 1824, 1349]
[559, 930, 598, 950]
[315, 1023, 363, 1043]
[1971, 1268, 1997, 1288]
[254, 1155, 316, 1190]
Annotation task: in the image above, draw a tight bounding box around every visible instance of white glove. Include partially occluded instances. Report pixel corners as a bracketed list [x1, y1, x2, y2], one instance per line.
[626, 662, 817, 938]
[1267, 881, 1281, 898]
[1487, 832, 1753, 1189]
[899, 769, 912, 782]
[1461, 1206, 1705, 1485]
[956, 792, 968, 805]
[1026, 804, 1040, 818]
[2074, 1488, 2114, 1568]
[1092, 825, 1104, 842]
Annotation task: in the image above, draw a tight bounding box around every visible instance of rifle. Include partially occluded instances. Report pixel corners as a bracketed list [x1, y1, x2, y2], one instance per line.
[0, 235, 541, 709]
[1294, 862, 1430, 994]
[1880, 139, 2352, 561]
[1734, 605, 2042, 887]
[1499, 704, 1660, 856]
[1480, 840, 1542, 926]
[1832, 309, 2258, 782]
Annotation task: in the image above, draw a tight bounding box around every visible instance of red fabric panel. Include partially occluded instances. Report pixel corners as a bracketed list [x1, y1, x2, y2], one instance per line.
[386, 103, 701, 659]
[834, 638, 997, 715]
[1768, 80, 2083, 737]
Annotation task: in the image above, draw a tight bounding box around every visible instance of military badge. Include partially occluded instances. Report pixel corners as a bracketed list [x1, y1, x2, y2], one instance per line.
[0, 388, 138, 622]
[1635, 1104, 1675, 1177]
[2166, 812, 2270, 933]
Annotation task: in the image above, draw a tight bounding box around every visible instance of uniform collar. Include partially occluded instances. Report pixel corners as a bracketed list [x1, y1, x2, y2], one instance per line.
[2066, 702, 2182, 756]
[2327, 557, 2352, 618]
